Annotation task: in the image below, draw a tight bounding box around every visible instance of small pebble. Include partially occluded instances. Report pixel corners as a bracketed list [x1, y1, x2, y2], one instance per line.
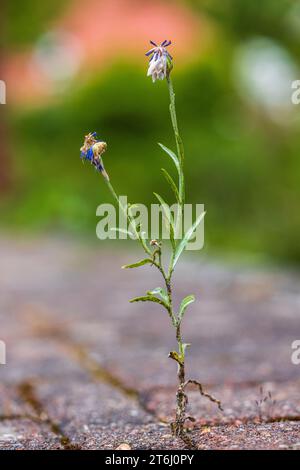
[116, 443, 131, 450]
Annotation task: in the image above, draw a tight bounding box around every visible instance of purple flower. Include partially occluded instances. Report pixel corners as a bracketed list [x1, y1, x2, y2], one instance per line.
[145, 40, 173, 83]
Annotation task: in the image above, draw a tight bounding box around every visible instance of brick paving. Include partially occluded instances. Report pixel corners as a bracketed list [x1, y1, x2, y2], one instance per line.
[0, 237, 299, 449]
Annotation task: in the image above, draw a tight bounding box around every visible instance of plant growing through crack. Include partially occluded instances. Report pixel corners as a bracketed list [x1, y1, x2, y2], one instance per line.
[80, 40, 222, 445]
[255, 386, 277, 423]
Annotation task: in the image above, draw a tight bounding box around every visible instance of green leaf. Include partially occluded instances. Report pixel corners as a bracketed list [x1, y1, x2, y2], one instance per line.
[111, 227, 133, 237]
[179, 295, 195, 320]
[178, 343, 191, 362]
[172, 212, 206, 268]
[153, 192, 176, 249]
[161, 168, 180, 203]
[182, 343, 191, 355]
[122, 258, 152, 269]
[147, 287, 169, 305]
[158, 143, 180, 175]
[129, 295, 169, 309]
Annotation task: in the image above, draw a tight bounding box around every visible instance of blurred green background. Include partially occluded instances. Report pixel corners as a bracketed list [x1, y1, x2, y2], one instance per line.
[1, 0, 300, 264]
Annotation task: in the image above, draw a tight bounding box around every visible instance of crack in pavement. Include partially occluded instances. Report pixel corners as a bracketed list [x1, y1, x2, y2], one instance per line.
[26, 313, 167, 423]
[21, 312, 300, 444]
[17, 381, 81, 450]
[67, 345, 139, 399]
[189, 414, 300, 432]
[46, 337, 300, 433]
[0, 413, 40, 422]
[63, 342, 170, 425]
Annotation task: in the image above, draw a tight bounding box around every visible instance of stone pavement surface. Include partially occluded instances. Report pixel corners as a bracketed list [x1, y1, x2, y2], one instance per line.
[0, 237, 299, 450]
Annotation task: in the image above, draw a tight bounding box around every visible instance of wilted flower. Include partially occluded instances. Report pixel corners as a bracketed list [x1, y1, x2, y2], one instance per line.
[80, 132, 109, 180]
[145, 40, 173, 83]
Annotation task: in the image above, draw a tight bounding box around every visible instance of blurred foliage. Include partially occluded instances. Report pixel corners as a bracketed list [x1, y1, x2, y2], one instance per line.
[5, 0, 69, 48]
[2, 0, 300, 265]
[189, 0, 294, 35]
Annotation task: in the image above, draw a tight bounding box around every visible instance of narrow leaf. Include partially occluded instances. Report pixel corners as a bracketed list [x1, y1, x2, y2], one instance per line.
[182, 343, 191, 355]
[148, 287, 169, 305]
[158, 143, 180, 175]
[111, 227, 133, 237]
[172, 212, 206, 268]
[129, 295, 169, 309]
[161, 168, 180, 203]
[179, 343, 191, 362]
[122, 258, 152, 269]
[179, 295, 195, 320]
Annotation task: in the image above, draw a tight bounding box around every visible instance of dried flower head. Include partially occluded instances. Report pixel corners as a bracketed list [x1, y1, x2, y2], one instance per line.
[80, 132, 109, 180]
[145, 40, 173, 83]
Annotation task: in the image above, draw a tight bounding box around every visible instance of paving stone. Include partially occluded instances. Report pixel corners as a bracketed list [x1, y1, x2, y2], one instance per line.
[78, 423, 186, 450]
[141, 380, 300, 425]
[0, 383, 32, 417]
[1, 237, 300, 449]
[2, 239, 299, 387]
[191, 421, 300, 450]
[0, 419, 63, 450]
[0, 336, 89, 384]
[33, 378, 154, 449]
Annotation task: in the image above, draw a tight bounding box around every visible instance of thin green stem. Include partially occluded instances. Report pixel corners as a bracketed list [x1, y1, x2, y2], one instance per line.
[105, 179, 152, 256]
[167, 76, 185, 206]
[166, 76, 189, 438]
[104, 179, 174, 306]
[104, 178, 175, 330]
[166, 77, 185, 279]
